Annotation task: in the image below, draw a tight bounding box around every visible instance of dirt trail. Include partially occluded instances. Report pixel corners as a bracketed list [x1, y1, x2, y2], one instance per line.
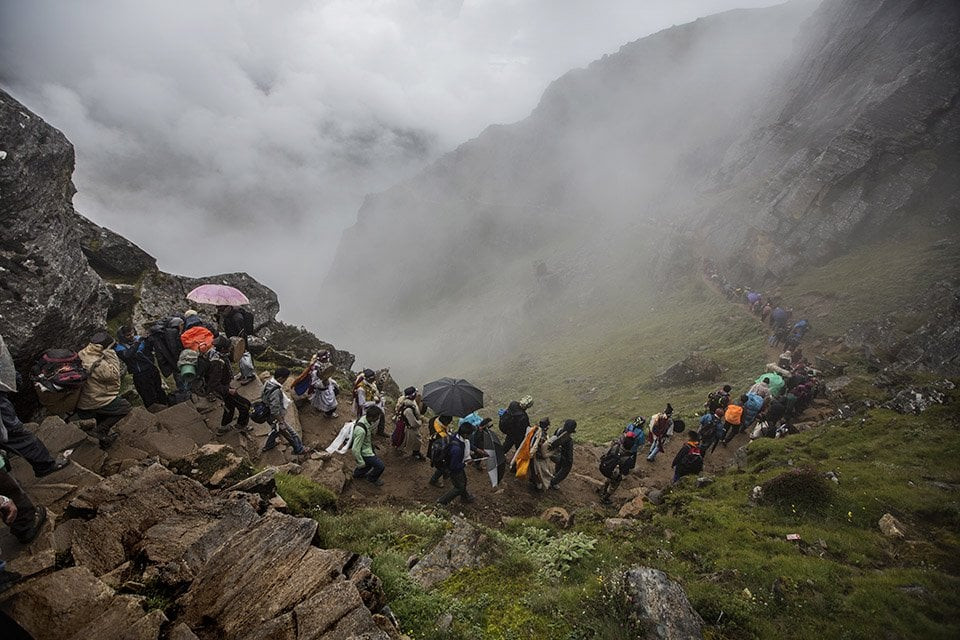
[239, 272, 838, 524]
[280, 404, 748, 526]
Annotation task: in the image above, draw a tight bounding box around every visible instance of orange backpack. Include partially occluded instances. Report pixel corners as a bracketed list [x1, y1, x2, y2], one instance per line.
[724, 404, 743, 425]
[180, 326, 215, 353]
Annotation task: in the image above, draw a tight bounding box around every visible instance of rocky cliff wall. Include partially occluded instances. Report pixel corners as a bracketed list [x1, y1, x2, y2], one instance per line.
[320, 0, 959, 375]
[699, 0, 960, 280]
[0, 89, 354, 398]
[0, 90, 112, 377]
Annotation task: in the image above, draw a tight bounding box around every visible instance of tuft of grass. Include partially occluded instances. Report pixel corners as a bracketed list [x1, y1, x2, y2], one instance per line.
[275, 472, 338, 515]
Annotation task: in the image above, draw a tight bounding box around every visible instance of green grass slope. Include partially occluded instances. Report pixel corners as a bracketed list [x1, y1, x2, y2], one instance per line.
[293, 398, 960, 640]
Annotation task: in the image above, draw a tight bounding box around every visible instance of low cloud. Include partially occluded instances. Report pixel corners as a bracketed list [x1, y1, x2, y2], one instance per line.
[0, 0, 777, 323]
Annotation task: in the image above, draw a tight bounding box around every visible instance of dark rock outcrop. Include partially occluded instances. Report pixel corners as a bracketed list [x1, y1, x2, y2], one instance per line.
[409, 516, 497, 590]
[700, 0, 960, 279]
[74, 213, 156, 281]
[654, 354, 722, 387]
[0, 88, 355, 406]
[0, 89, 111, 372]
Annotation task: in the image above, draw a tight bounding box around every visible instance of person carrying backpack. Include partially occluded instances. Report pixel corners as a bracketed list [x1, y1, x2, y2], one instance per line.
[547, 419, 576, 490]
[705, 385, 731, 414]
[206, 337, 251, 435]
[646, 404, 674, 462]
[437, 421, 476, 505]
[349, 404, 386, 486]
[671, 431, 704, 483]
[698, 408, 725, 455]
[261, 368, 306, 455]
[183, 310, 219, 335]
[598, 431, 638, 504]
[499, 398, 531, 457]
[721, 396, 746, 446]
[76, 331, 131, 449]
[114, 325, 168, 408]
[427, 415, 454, 488]
[394, 386, 425, 461]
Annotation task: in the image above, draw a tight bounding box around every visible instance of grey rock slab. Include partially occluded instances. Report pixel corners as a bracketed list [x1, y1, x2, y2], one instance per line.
[179, 510, 382, 638]
[409, 516, 496, 590]
[623, 567, 704, 640]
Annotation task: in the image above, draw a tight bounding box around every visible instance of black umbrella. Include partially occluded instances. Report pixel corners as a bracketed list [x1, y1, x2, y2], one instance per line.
[422, 377, 484, 417]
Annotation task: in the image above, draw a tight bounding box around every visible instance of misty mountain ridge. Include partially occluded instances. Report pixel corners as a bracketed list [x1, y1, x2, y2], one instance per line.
[320, 0, 960, 380]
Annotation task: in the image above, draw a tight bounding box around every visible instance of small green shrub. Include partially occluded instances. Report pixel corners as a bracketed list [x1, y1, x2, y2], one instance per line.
[495, 525, 598, 580]
[275, 473, 337, 515]
[760, 467, 835, 514]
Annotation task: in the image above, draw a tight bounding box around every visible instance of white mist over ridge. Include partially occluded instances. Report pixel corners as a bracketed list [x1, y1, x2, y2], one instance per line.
[0, 0, 780, 323]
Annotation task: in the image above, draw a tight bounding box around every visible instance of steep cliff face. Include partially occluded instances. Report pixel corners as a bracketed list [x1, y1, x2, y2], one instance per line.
[700, 0, 960, 278]
[322, 0, 960, 374]
[323, 1, 816, 319]
[0, 89, 111, 375]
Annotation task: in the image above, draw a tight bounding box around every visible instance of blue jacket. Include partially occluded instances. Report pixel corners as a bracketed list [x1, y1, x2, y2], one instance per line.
[114, 337, 157, 375]
[447, 435, 467, 472]
[742, 393, 765, 427]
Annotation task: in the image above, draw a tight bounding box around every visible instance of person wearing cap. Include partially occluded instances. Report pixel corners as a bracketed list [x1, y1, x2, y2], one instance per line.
[309, 351, 340, 418]
[646, 404, 674, 462]
[547, 419, 577, 490]
[437, 421, 475, 505]
[207, 336, 251, 434]
[748, 377, 771, 399]
[261, 368, 306, 455]
[76, 331, 131, 448]
[115, 325, 168, 409]
[395, 386, 425, 460]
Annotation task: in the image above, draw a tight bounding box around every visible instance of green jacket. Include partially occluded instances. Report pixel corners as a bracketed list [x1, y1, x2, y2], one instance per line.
[351, 417, 375, 464]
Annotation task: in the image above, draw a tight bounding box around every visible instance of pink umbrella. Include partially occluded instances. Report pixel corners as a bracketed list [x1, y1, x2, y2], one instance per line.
[186, 284, 250, 306]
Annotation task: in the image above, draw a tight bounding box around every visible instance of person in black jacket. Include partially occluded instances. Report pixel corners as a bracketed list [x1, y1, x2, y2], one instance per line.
[437, 422, 476, 505]
[115, 326, 168, 408]
[548, 419, 576, 490]
[206, 337, 250, 434]
[671, 431, 704, 483]
[499, 398, 532, 457]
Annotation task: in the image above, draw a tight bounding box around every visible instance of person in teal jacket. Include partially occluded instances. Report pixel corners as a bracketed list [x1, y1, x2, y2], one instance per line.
[352, 405, 385, 486]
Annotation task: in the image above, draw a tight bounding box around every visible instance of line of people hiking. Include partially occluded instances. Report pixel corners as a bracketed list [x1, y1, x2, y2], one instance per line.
[702, 260, 812, 352]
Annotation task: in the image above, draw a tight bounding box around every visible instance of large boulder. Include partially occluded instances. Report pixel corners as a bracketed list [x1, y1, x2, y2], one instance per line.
[622, 567, 704, 640]
[409, 516, 497, 590]
[178, 511, 389, 639]
[1, 566, 166, 640]
[0, 90, 111, 381]
[74, 213, 157, 280]
[654, 354, 722, 387]
[168, 444, 255, 489]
